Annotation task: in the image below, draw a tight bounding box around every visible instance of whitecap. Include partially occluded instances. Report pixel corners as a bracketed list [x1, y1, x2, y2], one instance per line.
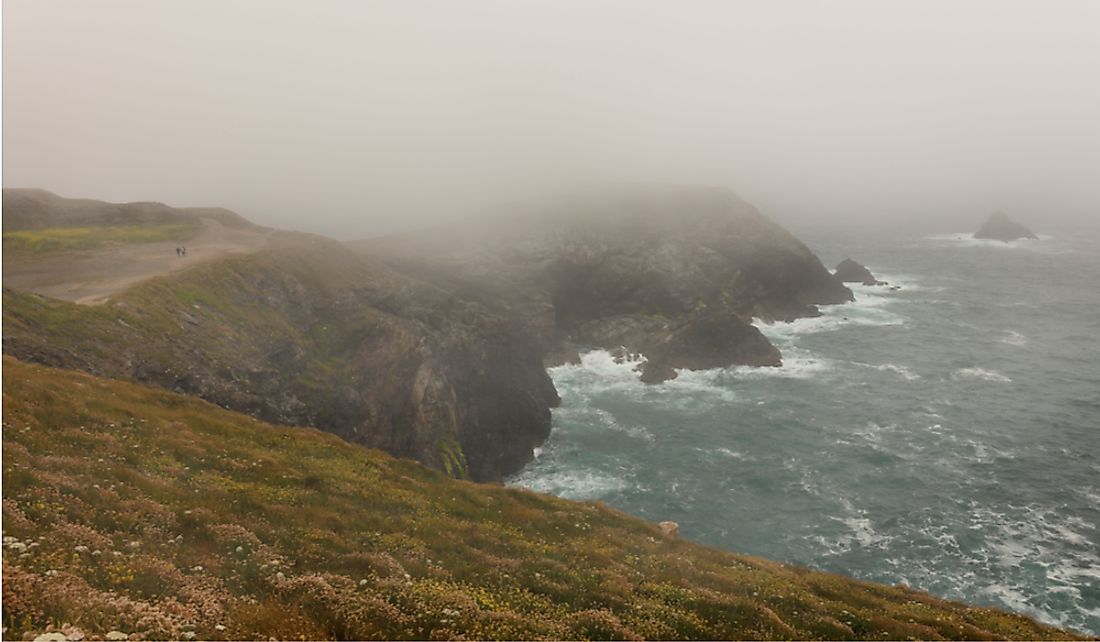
[714, 447, 750, 461]
[863, 362, 921, 381]
[953, 367, 1013, 383]
[1000, 330, 1028, 347]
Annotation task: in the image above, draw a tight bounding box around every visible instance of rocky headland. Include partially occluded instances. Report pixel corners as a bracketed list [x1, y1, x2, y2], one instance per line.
[356, 185, 852, 383]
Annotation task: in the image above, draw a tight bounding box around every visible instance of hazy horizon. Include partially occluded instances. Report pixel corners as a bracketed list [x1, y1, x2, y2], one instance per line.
[5, 0, 1099, 239]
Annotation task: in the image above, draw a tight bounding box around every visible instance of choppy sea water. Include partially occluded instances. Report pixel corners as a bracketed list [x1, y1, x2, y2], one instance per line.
[509, 230, 1100, 634]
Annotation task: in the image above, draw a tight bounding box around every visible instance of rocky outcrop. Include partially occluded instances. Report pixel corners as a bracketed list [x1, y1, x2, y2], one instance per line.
[974, 211, 1038, 242]
[834, 258, 887, 286]
[2, 239, 558, 482]
[356, 185, 852, 383]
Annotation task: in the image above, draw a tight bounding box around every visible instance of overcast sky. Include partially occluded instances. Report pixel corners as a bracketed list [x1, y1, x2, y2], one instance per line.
[4, 0, 1099, 238]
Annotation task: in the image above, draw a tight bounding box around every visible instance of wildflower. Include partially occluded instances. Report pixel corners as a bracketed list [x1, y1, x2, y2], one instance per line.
[235, 546, 244, 554]
[276, 572, 286, 581]
[359, 579, 368, 586]
[74, 545, 89, 553]
[191, 566, 203, 572]
[214, 625, 226, 632]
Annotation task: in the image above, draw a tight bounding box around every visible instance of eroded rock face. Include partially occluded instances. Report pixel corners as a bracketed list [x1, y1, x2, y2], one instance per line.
[358, 185, 851, 383]
[834, 258, 887, 286]
[974, 211, 1038, 242]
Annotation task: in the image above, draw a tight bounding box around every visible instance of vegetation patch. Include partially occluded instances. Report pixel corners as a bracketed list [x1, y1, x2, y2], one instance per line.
[3, 223, 200, 254]
[1, 358, 1082, 641]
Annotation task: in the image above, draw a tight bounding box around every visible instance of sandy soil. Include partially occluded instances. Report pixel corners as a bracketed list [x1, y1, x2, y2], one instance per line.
[3, 219, 275, 304]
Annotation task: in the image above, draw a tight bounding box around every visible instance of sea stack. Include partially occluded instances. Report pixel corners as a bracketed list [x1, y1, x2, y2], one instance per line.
[834, 258, 887, 286]
[974, 211, 1038, 242]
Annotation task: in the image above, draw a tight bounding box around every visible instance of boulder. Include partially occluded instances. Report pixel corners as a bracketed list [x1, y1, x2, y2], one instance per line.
[658, 521, 680, 539]
[974, 211, 1038, 242]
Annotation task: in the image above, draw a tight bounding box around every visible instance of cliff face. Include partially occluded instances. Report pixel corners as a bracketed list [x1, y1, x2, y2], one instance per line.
[974, 211, 1039, 242]
[2, 239, 558, 482]
[357, 185, 852, 381]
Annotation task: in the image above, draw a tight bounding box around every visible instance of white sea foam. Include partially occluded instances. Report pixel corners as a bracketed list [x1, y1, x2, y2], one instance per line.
[953, 367, 1013, 383]
[925, 233, 1058, 252]
[754, 297, 905, 343]
[730, 353, 834, 380]
[714, 447, 750, 461]
[510, 468, 630, 500]
[1001, 330, 1028, 346]
[863, 362, 921, 381]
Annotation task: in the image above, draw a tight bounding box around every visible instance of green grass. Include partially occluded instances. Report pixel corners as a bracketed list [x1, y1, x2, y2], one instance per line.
[1, 357, 1083, 641]
[2, 223, 200, 254]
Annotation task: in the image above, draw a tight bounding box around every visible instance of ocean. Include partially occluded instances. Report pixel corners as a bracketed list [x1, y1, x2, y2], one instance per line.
[508, 230, 1100, 635]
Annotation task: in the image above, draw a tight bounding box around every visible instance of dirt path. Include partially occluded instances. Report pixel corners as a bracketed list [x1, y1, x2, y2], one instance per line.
[3, 219, 275, 304]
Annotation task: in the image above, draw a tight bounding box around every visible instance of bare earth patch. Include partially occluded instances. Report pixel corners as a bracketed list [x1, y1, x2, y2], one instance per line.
[2, 219, 274, 304]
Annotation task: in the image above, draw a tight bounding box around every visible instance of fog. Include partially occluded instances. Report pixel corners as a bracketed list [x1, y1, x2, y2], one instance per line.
[4, 0, 1099, 239]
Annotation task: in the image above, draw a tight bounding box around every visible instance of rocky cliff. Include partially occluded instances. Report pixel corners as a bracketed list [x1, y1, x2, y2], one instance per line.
[2, 238, 558, 482]
[974, 211, 1038, 242]
[356, 185, 852, 382]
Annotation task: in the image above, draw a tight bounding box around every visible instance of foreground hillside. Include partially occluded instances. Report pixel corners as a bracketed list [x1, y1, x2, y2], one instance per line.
[2, 238, 557, 482]
[1, 359, 1079, 641]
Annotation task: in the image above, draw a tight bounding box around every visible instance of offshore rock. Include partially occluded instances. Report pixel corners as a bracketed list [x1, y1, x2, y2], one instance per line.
[834, 258, 887, 286]
[974, 211, 1038, 242]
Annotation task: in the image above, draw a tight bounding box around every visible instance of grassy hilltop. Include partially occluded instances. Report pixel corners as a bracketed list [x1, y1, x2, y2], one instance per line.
[1, 358, 1080, 641]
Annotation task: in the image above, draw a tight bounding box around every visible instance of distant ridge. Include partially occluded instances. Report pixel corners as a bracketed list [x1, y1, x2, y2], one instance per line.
[2, 188, 257, 230]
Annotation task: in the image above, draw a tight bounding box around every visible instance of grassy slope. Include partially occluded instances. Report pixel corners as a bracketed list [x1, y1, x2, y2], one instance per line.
[2, 223, 201, 255]
[1, 358, 1080, 641]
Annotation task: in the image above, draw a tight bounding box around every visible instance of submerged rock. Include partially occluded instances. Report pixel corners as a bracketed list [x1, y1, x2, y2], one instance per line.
[974, 211, 1038, 242]
[834, 258, 887, 286]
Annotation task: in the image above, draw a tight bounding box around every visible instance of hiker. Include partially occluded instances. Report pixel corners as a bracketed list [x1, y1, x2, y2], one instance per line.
[175, 247, 181, 257]
[181, 246, 187, 257]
